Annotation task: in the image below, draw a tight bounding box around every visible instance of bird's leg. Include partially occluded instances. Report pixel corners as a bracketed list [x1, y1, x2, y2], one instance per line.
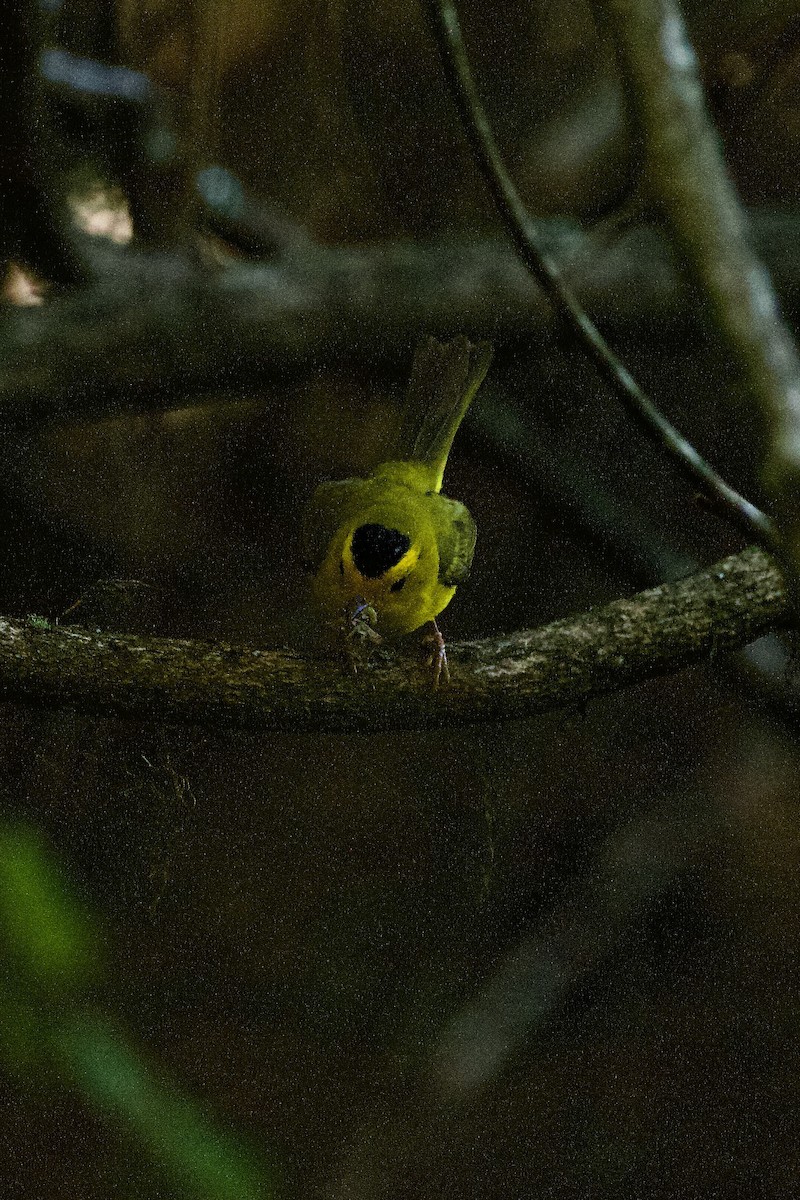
[420, 618, 449, 688]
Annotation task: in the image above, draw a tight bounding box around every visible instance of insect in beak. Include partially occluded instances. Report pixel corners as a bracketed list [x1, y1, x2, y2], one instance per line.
[345, 598, 383, 645]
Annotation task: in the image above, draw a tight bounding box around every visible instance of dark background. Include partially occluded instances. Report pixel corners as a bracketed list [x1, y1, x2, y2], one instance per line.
[3, 1, 800, 1196]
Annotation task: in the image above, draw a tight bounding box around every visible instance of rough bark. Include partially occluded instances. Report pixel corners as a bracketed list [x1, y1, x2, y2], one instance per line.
[0, 547, 785, 734]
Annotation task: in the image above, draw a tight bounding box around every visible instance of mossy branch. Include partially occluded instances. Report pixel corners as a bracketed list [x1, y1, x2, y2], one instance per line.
[0, 547, 786, 733]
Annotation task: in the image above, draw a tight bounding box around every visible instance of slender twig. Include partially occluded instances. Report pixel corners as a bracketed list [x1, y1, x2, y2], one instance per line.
[594, 0, 800, 575]
[0, 547, 786, 733]
[423, 0, 778, 552]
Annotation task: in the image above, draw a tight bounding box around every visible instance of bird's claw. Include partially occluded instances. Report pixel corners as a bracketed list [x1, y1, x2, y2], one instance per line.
[421, 619, 449, 689]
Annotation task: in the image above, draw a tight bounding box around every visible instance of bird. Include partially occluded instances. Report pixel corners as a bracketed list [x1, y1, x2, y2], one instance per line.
[303, 335, 491, 685]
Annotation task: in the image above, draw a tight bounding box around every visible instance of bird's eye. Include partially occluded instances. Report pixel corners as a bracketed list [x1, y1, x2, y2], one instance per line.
[339, 560, 345, 576]
[390, 576, 406, 593]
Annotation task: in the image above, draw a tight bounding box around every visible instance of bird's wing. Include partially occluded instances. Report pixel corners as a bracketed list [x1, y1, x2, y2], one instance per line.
[301, 478, 368, 572]
[429, 494, 477, 587]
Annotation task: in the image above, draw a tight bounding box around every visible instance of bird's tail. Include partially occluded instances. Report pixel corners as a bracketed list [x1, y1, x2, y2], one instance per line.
[394, 336, 492, 492]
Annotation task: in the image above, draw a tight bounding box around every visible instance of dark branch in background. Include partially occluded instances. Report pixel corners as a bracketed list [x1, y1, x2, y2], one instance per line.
[471, 387, 697, 585]
[196, 166, 309, 258]
[0, 231, 547, 421]
[3, 214, 800, 424]
[423, 0, 778, 553]
[436, 803, 688, 1096]
[332, 801, 692, 1194]
[0, 228, 672, 420]
[594, 0, 800, 575]
[0, 547, 785, 733]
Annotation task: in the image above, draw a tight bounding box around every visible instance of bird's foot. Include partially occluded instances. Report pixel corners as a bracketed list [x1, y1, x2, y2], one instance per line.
[420, 619, 449, 689]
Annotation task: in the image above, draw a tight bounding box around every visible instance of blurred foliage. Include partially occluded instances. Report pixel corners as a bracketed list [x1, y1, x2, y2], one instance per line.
[0, 824, 280, 1198]
[0, 824, 100, 1001]
[58, 1018, 279, 1200]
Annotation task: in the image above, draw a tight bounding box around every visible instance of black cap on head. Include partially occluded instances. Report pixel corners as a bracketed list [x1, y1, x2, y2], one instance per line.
[351, 524, 411, 579]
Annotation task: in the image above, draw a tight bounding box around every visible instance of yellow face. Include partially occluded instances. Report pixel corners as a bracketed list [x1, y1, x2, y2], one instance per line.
[313, 520, 456, 636]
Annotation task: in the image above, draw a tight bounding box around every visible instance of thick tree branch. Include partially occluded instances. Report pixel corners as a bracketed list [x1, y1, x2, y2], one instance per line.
[2, 214, 800, 423]
[0, 547, 785, 733]
[0, 232, 554, 420]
